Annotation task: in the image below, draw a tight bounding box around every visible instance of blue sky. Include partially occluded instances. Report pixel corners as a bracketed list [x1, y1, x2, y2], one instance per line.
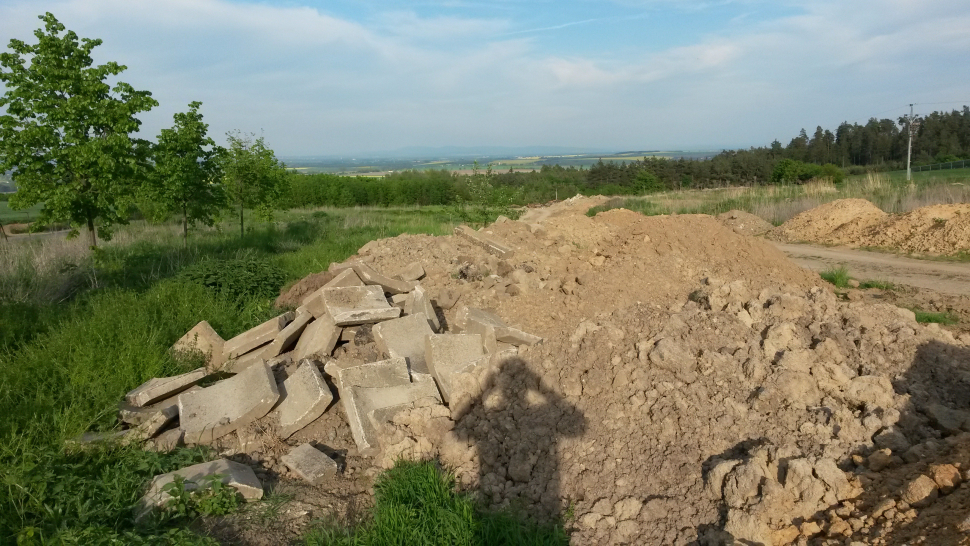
[1, 0, 969, 156]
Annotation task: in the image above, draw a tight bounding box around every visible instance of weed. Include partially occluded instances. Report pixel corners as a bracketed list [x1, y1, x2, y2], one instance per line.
[933, 217, 947, 226]
[179, 251, 286, 302]
[158, 474, 242, 523]
[819, 266, 851, 288]
[913, 310, 959, 325]
[858, 279, 896, 290]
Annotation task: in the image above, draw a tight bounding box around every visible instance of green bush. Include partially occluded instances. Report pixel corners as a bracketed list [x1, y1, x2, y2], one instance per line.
[178, 251, 285, 301]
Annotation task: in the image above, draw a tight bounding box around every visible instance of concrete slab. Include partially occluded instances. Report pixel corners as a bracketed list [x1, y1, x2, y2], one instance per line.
[136, 458, 262, 520]
[293, 313, 341, 360]
[179, 362, 280, 445]
[125, 368, 206, 407]
[225, 343, 277, 374]
[330, 262, 417, 295]
[344, 375, 443, 455]
[146, 428, 184, 452]
[373, 314, 435, 374]
[303, 269, 364, 317]
[131, 405, 178, 439]
[425, 334, 485, 404]
[454, 225, 513, 259]
[334, 357, 412, 390]
[482, 325, 519, 364]
[395, 262, 425, 282]
[390, 293, 409, 309]
[119, 386, 198, 426]
[171, 320, 225, 370]
[223, 312, 294, 360]
[282, 443, 338, 484]
[454, 306, 541, 346]
[367, 373, 442, 430]
[267, 307, 313, 356]
[323, 285, 401, 326]
[340, 327, 358, 343]
[276, 360, 334, 438]
[403, 285, 440, 332]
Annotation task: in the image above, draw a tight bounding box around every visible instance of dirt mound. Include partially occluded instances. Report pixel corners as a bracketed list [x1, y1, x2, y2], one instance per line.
[275, 270, 335, 309]
[770, 199, 888, 245]
[864, 203, 970, 255]
[717, 209, 775, 236]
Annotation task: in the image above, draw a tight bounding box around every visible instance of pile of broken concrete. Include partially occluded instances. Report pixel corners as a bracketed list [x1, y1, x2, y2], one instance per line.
[110, 241, 540, 518]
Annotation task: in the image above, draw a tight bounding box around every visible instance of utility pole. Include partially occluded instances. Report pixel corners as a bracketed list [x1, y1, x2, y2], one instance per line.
[906, 103, 914, 182]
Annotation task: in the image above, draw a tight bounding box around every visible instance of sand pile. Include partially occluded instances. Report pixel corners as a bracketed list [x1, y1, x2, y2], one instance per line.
[771, 199, 970, 256]
[717, 209, 775, 236]
[258, 202, 970, 545]
[769, 199, 888, 246]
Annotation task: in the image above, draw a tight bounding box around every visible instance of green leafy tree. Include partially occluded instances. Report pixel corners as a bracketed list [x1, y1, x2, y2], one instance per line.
[149, 101, 225, 247]
[0, 13, 157, 246]
[221, 131, 288, 237]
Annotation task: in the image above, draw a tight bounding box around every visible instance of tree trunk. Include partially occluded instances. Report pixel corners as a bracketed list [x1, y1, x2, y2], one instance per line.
[239, 198, 244, 238]
[182, 204, 188, 249]
[87, 216, 97, 248]
[0, 222, 7, 242]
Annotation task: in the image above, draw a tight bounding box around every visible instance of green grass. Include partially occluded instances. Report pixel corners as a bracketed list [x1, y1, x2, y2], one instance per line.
[819, 266, 852, 288]
[1, 206, 555, 544]
[913, 310, 960, 325]
[858, 279, 896, 290]
[303, 460, 569, 546]
[0, 200, 43, 223]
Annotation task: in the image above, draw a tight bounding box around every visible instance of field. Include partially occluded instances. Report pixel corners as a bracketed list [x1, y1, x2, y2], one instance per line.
[0, 200, 43, 224]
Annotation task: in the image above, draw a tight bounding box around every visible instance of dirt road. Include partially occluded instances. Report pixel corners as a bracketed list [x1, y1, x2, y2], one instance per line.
[773, 242, 970, 296]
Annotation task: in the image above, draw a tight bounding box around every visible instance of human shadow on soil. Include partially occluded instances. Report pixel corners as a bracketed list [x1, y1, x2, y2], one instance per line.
[451, 356, 587, 522]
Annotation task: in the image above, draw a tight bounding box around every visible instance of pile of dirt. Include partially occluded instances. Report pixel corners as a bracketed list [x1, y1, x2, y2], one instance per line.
[769, 199, 888, 246]
[771, 199, 970, 256]
[184, 199, 970, 544]
[717, 209, 775, 236]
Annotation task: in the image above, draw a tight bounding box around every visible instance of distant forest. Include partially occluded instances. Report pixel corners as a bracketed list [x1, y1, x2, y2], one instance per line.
[282, 106, 970, 208]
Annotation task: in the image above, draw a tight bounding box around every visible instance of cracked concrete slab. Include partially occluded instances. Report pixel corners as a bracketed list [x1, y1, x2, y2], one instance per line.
[304, 269, 364, 317]
[136, 458, 262, 520]
[373, 313, 436, 374]
[425, 334, 485, 404]
[403, 284, 440, 332]
[454, 225, 513, 258]
[330, 262, 417, 295]
[125, 368, 206, 407]
[282, 444, 338, 484]
[223, 312, 294, 360]
[179, 362, 280, 445]
[322, 285, 401, 326]
[293, 313, 341, 361]
[454, 306, 541, 346]
[276, 360, 333, 438]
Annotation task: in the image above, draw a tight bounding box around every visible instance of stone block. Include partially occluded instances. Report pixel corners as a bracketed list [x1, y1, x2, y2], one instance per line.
[373, 313, 436, 374]
[340, 327, 358, 343]
[322, 285, 401, 326]
[303, 269, 364, 317]
[334, 357, 412, 391]
[266, 307, 313, 357]
[403, 285, 440, 332]
[276, 360, 334, 438]
[293, 313, 341, 360]
[425, 334, 485, 404]
[223, 313, 294, 360]
[225, 343, 278, 374]
[436, 288, 461, 310]
[395, 262, 425, 282]
[390, 293, 409, 309]
[282, 443, 338, 484]
[179, 362, 280, 445]
[126, 368, 206, 407]
[454, 306, 541, 346]
[136, 459, 262, 520]
[454, 225, 513, 259]
[330, 261, 417, 295]
[171, 320, 225, 370]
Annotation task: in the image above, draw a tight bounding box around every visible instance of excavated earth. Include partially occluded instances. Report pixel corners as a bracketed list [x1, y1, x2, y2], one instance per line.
[245, 197, 970, 545]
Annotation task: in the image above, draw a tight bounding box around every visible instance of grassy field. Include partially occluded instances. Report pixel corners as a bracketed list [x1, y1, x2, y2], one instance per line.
[0, 206, 565, 544]
[0, 200, 43, 224]
[587, 168, 970, 225]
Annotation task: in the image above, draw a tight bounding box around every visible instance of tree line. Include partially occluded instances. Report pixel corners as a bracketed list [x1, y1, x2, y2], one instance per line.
[0, 14, 288, 246]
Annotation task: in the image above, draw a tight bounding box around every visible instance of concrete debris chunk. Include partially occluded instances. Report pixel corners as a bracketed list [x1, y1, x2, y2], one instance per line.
[119, 386, 198, 426]
[390, 293, 409, 310]
[482, 325, 518, 364]
[223, 312, 294, 360]
[454, 306, 542, 346]
[179, 362, 280, 445]
[136, 459, 262, 520]
[373, 313, 436, 374]
[276, 360, 334, 438]
[404, 285, 440, 332]
[225, 343, 277, 374]
[330, 261, 417, 295]
[67, 430, 131, 448]
[282, 443, 338, 484]
[454, 225, 513, 258]
[347, 376, 443, 456]
[303, 269, 364, 317]
[171, 320, 225, 370]
[323, 285, 401, 326]
[125, 368, 206, 408]
[426, 333, 485, 404]
[334, 357, 412, 391]
[146, 428, 184, 452]
[293, 313, 341, 360]
[396, 262, 425, 282]
[131, 404, 179, 439]
[266, 307, 313, 357]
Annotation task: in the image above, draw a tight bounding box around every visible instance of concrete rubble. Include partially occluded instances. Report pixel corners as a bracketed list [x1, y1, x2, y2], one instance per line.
[322, 285, 401, 326]
[171, 320, 225, 370]
[136, 458, 263, 520]
[425, 334, 486, 404]
[276, 360, 333, 438]
[125, 368, 206, 407]
[282, 443, 338, 485]
[454, 225, 513, 258]
[179, 361, 280, 445]
[373, 313, 436, 373]
[222, 312, 294, 360]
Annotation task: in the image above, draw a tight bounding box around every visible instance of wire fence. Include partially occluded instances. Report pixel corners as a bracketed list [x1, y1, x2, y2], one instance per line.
[912, 159, 970, 172]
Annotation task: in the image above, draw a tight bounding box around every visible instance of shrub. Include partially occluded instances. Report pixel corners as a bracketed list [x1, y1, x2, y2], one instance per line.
[178, 251, 285, 301]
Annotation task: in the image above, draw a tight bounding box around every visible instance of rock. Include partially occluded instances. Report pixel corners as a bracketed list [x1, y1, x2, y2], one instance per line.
[436, 288, 461, 310]
[425, 334, 486, 404]
[396, 262, 425, 282]
[899, 475, 939, 507]
[293, 313, 341, 361]
[927, 463, 962, 494]
[171, 320, 225, 370]
[321, 286, 401, 326]
[454, 225, 513, 259]
[373, 313, 436, 374]
[843, 375, 895, 409]
[866, 449, 894, 472]
[266, 307, 313, 356]
[178, 361, 280, 445]
[924, 402, 970, 433]
[125, 367, 206, 407]
[403, 285, 440, 332]
[330, 261, 416, 295]
[222, 313, 294, 360]
[281, 443, 338, 485]
[648, 338, 698, 383]
[136, 459, 262, 520]
[276, 360, 333, 438]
